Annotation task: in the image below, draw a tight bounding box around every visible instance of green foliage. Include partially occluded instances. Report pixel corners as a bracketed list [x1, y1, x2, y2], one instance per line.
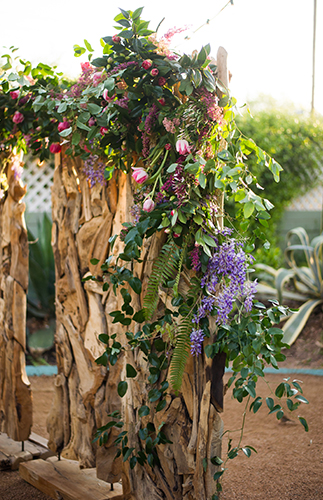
[27, 213, 55, 319]
[234, 104, 323, 264]
[255, 227, 323, 345]
[143, 241, 179, 320]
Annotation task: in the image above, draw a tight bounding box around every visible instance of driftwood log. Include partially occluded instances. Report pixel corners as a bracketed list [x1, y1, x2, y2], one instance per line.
[47, 47, 228, 498]
[0, 151, 32, 442]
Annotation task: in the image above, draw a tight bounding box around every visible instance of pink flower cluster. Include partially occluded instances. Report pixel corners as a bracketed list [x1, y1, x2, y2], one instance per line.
[163, 117, 180, 134]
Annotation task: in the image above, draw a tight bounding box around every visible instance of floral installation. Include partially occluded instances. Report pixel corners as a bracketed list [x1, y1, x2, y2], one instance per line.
[0, 7, 308, 496]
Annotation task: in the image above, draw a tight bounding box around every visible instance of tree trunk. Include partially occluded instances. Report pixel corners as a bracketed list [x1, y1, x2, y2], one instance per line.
[0, 151, 32, 442]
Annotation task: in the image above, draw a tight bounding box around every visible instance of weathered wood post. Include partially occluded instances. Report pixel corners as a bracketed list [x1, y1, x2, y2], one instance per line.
[0, 151, 32, 442]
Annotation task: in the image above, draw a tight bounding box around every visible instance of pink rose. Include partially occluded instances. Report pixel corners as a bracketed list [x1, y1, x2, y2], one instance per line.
[131, 167, 148, 184]
[150, 68, 159, 77]
[12, 111, 24, 124]
[142, 59, 152, 70]
[10, 90, 20, 100]
[158, 77, 166, 86]
[49, 143, 62, 154]
[81, 62, 92, 72]
[112, 35, 121, 43]
[176, 139, 191, 155]
[143, 198, 155, 212]
[88, 117, 96, 127]
[100, 127, 108, 135]
[58, 120, 70, 132]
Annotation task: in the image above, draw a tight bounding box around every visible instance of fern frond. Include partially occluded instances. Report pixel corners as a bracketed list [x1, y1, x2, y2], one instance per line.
[143, 240, 179, 320]
[169, 313, 193, 392]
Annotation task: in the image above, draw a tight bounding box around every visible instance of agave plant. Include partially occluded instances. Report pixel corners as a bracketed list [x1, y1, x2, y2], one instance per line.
[255, 227, 323, 345]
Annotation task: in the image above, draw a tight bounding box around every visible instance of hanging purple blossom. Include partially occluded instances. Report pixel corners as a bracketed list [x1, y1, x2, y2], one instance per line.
[190, 328, 205, 356]
[83, 154, 106, 187]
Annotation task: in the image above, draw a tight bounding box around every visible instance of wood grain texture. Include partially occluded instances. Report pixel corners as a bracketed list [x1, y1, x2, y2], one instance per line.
[0, 152, 32, 442]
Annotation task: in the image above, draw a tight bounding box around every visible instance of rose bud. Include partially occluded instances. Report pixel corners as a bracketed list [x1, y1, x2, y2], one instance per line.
[12, 111, 24, 124]
[143, 198, 155, 212]
[112, 35, 121, 43]
[141, 59, 152, 70]
[100, 127, 109, 135]
[158, 77, 167, 86]
[10, 90, 20, 100]
[102, 89, 109, 101]
[165, 143, 172, 150]
[49, 143, 62, 154]
[150, 68, 159, 77]
[88, 117, 96, 127]
[158, 98, 166, 106]
[176, 139, 191, 155]
[131, 167, 148, 184]
[57, 120, 70, 132]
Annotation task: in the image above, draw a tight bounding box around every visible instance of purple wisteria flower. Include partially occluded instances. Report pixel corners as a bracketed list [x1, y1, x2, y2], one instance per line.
[193, 235, 257, 334]
[190, 328, 205, 356]
[83, 154, 106, 187]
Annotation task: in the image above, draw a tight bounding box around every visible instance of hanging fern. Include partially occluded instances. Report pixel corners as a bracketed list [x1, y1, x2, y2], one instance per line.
[143, 240, 179, 320]
[169, 312, 193, 392]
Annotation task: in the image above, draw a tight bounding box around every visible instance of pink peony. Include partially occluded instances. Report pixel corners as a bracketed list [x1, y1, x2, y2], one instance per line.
[176, 139, 190, 155]
[12, 111, 24, 124]
[49, 143, 62, 154]
[142, 59, 152, 70]
[88, 117, 97, 127]
[10, 90, 20, 100]
[158, 77, 166, 86]
[132, 167, 148, 184]
[112, 35, 121, 43]
[58, 120, 70, 132]
[100, 127, 109, 135]
[150, 68, 159, 77]
[143, 198, 155, 212]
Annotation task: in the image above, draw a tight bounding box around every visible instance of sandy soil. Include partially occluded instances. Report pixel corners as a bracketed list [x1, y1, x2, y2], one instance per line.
[1, 307, 323, 499]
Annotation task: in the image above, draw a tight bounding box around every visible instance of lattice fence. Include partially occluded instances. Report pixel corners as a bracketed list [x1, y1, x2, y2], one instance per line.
[22, 156, 54, 212]
[286, 185, 323, 211]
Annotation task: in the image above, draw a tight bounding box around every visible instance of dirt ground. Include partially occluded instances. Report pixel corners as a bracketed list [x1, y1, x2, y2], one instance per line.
[1, 307, 323, 499]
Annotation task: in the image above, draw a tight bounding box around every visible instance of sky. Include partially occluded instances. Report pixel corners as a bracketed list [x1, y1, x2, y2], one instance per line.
[1, 0, 322, 115]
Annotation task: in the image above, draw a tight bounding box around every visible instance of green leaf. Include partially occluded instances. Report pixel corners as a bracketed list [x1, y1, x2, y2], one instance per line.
[266, 397, 274, 410]
[138, 405, 150, 417]
[298, 416, 309, 432]
[72, 132, 81, 145]
[87, 103, 102, 115]
[129, 277, 142, 295]
[275, 383, 285, 398]
[118, 381, 128, 397]
[98, 334, 109, 344]
[295, 395, 309, 404]
[84, 39, 94, 52]
[126, 364, 137, 378]
[244, 202, 255, 219]
[242, 447, 252, 458]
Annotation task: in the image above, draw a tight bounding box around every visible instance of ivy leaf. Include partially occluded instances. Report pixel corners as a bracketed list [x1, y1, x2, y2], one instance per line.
[138, 405, 150, 417]
[126, 364, 137, 378]
[129, 277, 142, 294]
[118, 381, 128, 397]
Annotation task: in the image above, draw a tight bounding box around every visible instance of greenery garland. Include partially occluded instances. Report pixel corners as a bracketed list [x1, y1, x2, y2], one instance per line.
[0, 7, 309, 497]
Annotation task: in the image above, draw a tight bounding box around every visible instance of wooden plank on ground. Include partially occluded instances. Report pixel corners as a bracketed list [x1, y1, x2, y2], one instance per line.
[19, 458, 123, 500]
[0, 432, 54, 470]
